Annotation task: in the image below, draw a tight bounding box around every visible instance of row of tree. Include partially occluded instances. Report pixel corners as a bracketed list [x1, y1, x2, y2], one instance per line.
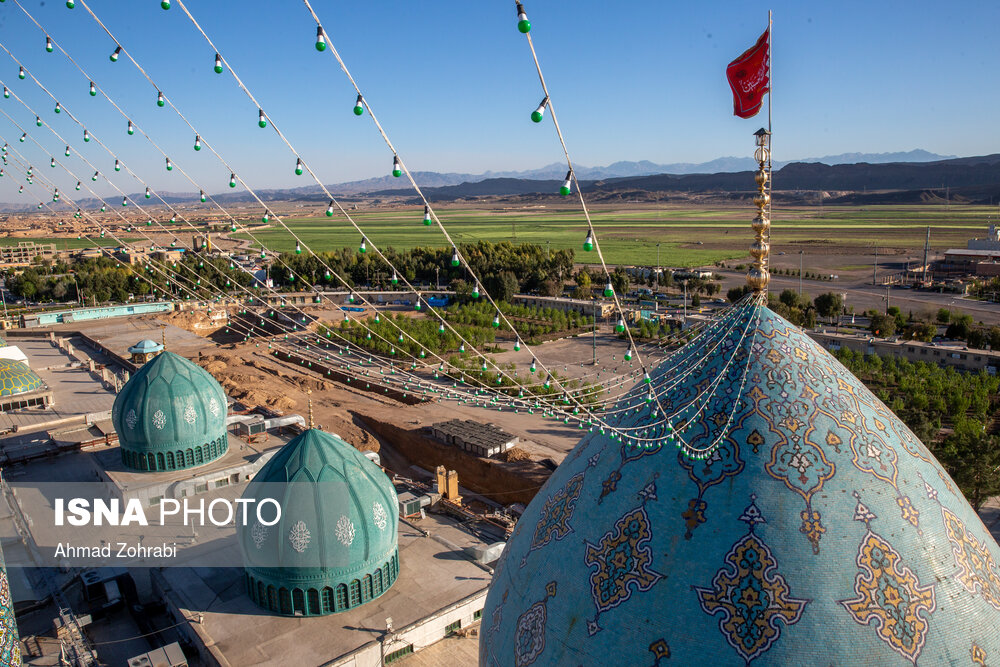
[834, 348, 1000, 510]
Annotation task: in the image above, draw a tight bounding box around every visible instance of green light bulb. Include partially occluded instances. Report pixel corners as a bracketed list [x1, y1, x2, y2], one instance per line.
[315, 26, 326, 51]
[451, 248, 460, 267]
[200, 190, 206, 202]
[19, 133, 25, 143]
[295, 241, 302, 255]
[258, 109, 267, 128]
[35, 116, 42, 127]
[391, 271, 398, 285]
[262, 212, 269, 223]
[110, 46, 121, 62]
[3, 87, 8, 98]
[492, 313, 501, 328]
[89, 81, 96, 96]
[423, 205, 432, 226]
[84, 129, 90, 142]
[64, 146, 70, 157]
[121, 196, 128, 207]
[19, 67, 25, 80]
[66, 0, 74, 7]
[392, 156, 402, 177]
[75, 181, 80, 190]
[156, 91, 165, 107]
[50, 157, 55, 168]
[127, 120, 134, 135]
[229, 173, 236, 188]
[145, 187, 151, 199]
[92, 170, 98, 181]
[530, 96, 547, 122]
[560, 170, 572, 196]
[359, 237, 367, 254]
[515, 339, 522, 351]
[615, 318, 625, 333]
[54, 102, 61, 114]
[603, 281, 613, 298]
[100, 205, 105, 212]
[114, 159, 121, 172]
[516, 3, 530, 33]
[472, 283, 480, 299]
[325, 201, 334, 217]
[584, 232, 593, 251]
[193, 135, 201, 151]
[214, 53, 223, 74]
[46, 36, 53, 52]
[165, 157, 172, 171]
[294, 158, 303, 175]
[624, 347, 633, 361]
[161, 0, 169, 9]
[353, 93, 364, 116]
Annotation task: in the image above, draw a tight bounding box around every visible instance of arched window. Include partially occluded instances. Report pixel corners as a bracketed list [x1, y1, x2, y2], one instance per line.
[292, 588, 305, 615]
[307, 589, 320, 615]
[166, 451, 175, 469]
[257, 581, 266, 606]
[156, 452, 165, 470]
[383, 563, 391, 586]
[362, 574, 373, 602]
[267, 585, 278, 612]
[195, 446, 204, 465]
[279, 588, 292, 615]
[146, 453, 156, 470]
[335, 584, 348, 611]
[349, 579, 361, 607]
[322, 587, 334, 613]
[185, 449, 194, 466]
[373, 569, 383, 596]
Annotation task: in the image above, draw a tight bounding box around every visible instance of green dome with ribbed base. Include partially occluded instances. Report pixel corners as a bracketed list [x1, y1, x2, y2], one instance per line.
[239, 428, 399, 616]
[0, 358, 42, 397]
[112, 351, 228, 472]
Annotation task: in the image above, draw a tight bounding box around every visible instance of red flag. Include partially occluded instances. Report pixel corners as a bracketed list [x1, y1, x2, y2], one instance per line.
[726, 28, 770, 119]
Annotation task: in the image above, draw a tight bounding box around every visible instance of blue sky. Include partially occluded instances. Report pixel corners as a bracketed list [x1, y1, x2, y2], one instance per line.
[0, 0, 997, 201]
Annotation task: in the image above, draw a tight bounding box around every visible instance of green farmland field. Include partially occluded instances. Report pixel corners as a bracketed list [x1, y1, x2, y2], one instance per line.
[229, 203, 999, 268]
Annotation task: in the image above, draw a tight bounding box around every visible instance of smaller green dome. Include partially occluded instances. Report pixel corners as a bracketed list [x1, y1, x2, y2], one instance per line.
[240, 429, 399, 616]
[0, 359, 42, 397]
[112, 351, 228, 472]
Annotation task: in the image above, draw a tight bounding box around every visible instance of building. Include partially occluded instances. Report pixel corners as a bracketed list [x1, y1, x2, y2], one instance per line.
[430, 419, 518, 457]
[482, 301, 1000, 665]
[0, 543, 20, 667]
[111, 351, 230, 472]
[810, 330, 1000, 374]
[513, 295, 613, 318]
[937, 223, 1000, 276]
[239, 428, 400, 616]
[127, 338, 164, 364]
[0, 241, 56, 267]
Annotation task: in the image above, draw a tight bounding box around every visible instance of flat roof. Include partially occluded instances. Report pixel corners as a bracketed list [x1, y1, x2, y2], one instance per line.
[944, 248, 1000, 257]
[431, 419, 516, 449]
[158, 512, 491, 666]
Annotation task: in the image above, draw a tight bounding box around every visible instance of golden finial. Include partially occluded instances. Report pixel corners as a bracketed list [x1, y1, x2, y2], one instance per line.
[307, 389, 314, 429]
[161, 327, 167, 350]
[747, 128, 771, 293]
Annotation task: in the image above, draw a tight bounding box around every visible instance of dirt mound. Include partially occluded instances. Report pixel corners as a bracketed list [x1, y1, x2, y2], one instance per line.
[498, 447, 532, 462]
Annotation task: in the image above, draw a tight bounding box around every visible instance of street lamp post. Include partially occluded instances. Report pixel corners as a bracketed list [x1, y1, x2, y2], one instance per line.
[799, 251, 803, 295]
[656, 243, 661, 272]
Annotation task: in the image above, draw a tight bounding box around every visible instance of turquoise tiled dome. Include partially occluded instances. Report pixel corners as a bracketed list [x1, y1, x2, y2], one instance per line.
[239, 429, 399, 616]
[0, 358, 42, 397]
[482, 301, 1000, 666]
[112, 351, 228, 472]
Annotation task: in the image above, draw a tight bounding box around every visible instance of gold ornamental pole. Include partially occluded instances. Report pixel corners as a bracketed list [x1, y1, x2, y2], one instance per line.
[747, 128, 771, 294]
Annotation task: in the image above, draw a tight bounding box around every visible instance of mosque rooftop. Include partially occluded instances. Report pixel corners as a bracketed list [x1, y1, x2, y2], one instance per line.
[156, 511, 492, 666]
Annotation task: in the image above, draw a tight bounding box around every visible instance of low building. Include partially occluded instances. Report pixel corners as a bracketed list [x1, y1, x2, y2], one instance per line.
[809, 330, 1000, 374]
[0, 241, 56, 267]
[430, 419, 518, 458]
[514, 294, 613, 318]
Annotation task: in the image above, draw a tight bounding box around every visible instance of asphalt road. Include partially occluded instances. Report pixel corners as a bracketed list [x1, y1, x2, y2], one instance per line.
[717, 271, 1000, 326]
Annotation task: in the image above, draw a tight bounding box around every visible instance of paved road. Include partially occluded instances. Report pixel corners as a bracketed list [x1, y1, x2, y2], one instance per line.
[717, 270, 1000, 325]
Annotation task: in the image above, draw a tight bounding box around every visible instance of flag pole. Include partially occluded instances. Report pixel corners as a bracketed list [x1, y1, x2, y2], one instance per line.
[766, 10, 773, 273]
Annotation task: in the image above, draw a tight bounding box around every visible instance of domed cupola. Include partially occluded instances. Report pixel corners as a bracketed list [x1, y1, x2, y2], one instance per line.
[0, 358, 42, 397]
[239, 428, 399, 616]
[482, 299, 1000, 666]
[112, 351, 228, 472]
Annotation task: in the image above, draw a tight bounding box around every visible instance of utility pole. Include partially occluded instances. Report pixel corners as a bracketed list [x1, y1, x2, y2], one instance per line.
[435, 266, 439, 291]
[873, 246, 878, 286]
[922, 226, 930, 286]
[683, 280, 688, 322]
[885, 284, 890, 315]
[656, 243, 661, 272]
[592, 303, 597, 365]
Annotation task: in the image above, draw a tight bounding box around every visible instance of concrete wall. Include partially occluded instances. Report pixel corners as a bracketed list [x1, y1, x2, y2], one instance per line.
[809, 331, 1000, 374]
[328, 589, 488, 667]
[24, 302, 173, 327]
